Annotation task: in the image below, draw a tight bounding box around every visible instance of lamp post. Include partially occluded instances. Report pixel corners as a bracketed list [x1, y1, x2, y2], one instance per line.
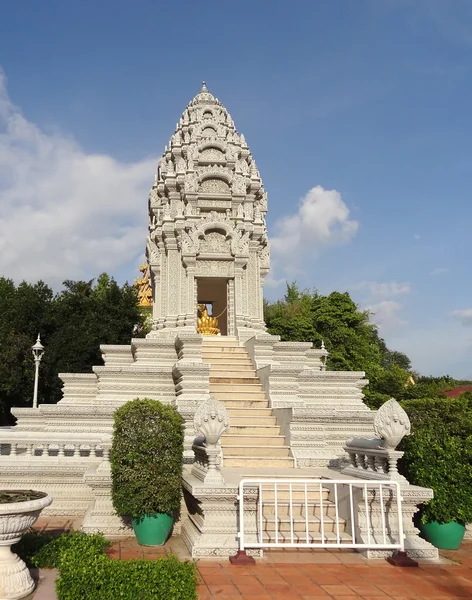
[32, 334, 44, 409]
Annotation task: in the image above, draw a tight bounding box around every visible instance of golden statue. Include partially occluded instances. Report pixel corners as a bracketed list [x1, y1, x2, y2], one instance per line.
[134, 264, 153, 308]
[197, 304, 220, 335]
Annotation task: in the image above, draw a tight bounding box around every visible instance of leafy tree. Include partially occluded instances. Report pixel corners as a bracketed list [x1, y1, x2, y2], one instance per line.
[264, 283, 423, 409]
[0, 274, 144, 422]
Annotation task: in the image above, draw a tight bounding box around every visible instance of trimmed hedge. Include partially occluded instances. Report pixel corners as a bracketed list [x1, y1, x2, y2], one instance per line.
[111, 398, 184, 519]
[56, 548, 197, 600]
[15, 531, 198, 600]
[13, 530, 109, 568]
[400, 397, 472, 524]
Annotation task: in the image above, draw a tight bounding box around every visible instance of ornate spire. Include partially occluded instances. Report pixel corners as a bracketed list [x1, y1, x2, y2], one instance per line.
[146, 84, 270, 334]
[192, 81, 216, 105]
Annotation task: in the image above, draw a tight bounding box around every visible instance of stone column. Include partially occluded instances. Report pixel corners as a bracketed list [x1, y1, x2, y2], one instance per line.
[173, 334, 210, 462]
[164, 241, 180, 329]
[227, 279, 235, 336]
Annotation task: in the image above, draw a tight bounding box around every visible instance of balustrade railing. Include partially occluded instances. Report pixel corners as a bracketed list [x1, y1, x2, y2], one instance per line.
[0, 437, 110, 459]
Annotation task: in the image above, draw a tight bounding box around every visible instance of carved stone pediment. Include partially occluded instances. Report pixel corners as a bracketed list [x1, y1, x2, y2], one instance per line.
[199, 231, 231, 255]
[199, 147, 226, 163]
[198, 178, 230, 195]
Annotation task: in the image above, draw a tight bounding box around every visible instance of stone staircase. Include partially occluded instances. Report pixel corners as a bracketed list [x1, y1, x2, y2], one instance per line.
[202, 337, 295, 469]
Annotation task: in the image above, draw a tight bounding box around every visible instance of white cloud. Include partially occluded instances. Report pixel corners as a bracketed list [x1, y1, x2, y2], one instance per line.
[264, 273, 287, 288]
[350, 281, 410, 331]
[452, 309, 472, 327]
[0, 69, 158, 286]
[270, 186, 358, 271]
[430, 267, 449, 276]
[367, 300, 407, 330]
[352, 280, 410, 298]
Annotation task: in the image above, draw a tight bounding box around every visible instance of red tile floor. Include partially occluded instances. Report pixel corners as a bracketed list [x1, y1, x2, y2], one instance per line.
[33, 518, 472, 600]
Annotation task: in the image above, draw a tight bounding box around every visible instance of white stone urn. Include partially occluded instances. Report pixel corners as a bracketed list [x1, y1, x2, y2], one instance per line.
[0, 491, 52, 600]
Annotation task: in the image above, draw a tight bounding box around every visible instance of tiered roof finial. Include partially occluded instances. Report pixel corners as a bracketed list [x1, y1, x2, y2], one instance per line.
[193, 81, 215, 105]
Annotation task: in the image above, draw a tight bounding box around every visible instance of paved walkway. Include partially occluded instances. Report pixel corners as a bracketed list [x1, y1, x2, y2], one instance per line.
[32, 518, 472, 599]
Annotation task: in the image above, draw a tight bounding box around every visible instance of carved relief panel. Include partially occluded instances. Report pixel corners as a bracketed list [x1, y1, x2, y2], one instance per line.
[199, 231, 231, 255]
[198, 178, 231, 195]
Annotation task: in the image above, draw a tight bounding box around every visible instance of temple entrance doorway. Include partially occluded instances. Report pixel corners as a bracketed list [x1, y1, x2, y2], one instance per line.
[197, 277, 229, 336]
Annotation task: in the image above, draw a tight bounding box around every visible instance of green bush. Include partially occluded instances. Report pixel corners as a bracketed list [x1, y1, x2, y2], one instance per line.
[15, 530, 198, 600]
[56, 549, 197, 600]
[33, 531, 110, 568]
[13, 530, 54, 567]
[400, 397, 472, 524]
[111, 398, 184, 519]
[14, 530, 110, 568]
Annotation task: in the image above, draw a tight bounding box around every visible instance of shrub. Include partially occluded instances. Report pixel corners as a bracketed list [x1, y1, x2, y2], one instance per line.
[13, 530, 54, 567]
[33, 531, 110, 568]
[56, 549, 197, 600]
[400, 397, 472, 524]
[15, 530, 198, 600]
[111, 398, 184, 518]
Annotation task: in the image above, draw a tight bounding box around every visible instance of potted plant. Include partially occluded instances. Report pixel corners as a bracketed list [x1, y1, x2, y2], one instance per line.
[400, 398, 472, 550]
[110, 398, 184, 546]
[0, 489, 52, 599]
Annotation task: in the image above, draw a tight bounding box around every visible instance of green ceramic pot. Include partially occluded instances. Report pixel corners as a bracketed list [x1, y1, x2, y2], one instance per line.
[419, 520, 465, 550]
[132, 513, 174, 546]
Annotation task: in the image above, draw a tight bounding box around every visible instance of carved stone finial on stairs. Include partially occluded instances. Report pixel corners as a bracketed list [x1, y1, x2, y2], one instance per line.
[374, 398, 411, 450]
[192, 396, 230, 484]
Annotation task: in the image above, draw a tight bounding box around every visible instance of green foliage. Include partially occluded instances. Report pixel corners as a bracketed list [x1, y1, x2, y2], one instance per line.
[13, 530, 110, 568]
[13, 530, 54, 567]
[32, 531, 110, 568]
[264, 283, 413, 407]
[15, 530, 197, 600]
[264, 282, 464, 409]
[56, 549, 197, 600]
[400, 398, 472, 524]
[111, 399, 184, 518]
[0, 274, 144, 422]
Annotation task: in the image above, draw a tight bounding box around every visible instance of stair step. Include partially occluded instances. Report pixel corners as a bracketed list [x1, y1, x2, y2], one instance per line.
[225, 408, 271, 416]
[259, 489, 329, 501]
[202, 337, 239, 341]
[263, 531, 352, 543]
[210, 366, 256, 374]
[223, 445, 291, 457]
[222, 434, 285, 446]
[202, 347, 246, 354]
[204, 358, 253, 365]
[261, 502, 338, 517]
[221, 401, 269, 409]
[210, 376, 261, 384]
[263, 516, 346, 533]
[211, 391, 267, 400]
[229, 425, 281, 435]
[210, 383, 263, 391]
[230, 417, 277, 426]
[224, 457, 295, 468]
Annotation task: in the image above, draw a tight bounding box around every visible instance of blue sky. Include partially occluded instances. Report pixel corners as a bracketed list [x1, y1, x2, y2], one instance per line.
[0, 0, 471, 377]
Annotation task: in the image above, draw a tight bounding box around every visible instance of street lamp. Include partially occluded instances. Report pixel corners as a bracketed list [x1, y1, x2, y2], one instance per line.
[32, 334, 44, 409]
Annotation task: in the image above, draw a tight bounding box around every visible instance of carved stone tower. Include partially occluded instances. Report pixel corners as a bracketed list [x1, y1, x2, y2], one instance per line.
[146, 83, 269, 337]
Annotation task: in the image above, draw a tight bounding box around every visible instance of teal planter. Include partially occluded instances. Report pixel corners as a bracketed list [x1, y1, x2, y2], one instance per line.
[420, 521, 465, 550]
[132, 513, 174, 546]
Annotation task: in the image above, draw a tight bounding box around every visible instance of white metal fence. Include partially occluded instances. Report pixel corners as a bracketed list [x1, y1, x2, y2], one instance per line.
[236, 478, 404, 553]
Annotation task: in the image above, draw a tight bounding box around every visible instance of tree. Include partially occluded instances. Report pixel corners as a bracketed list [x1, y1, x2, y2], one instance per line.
[264, 283, 416, 409]
[0, 274, 144, 422]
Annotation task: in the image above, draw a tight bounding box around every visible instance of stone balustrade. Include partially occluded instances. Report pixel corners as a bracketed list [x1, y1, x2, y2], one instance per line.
[342, 438, 407, 483]
[0, 434, 109, 460]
